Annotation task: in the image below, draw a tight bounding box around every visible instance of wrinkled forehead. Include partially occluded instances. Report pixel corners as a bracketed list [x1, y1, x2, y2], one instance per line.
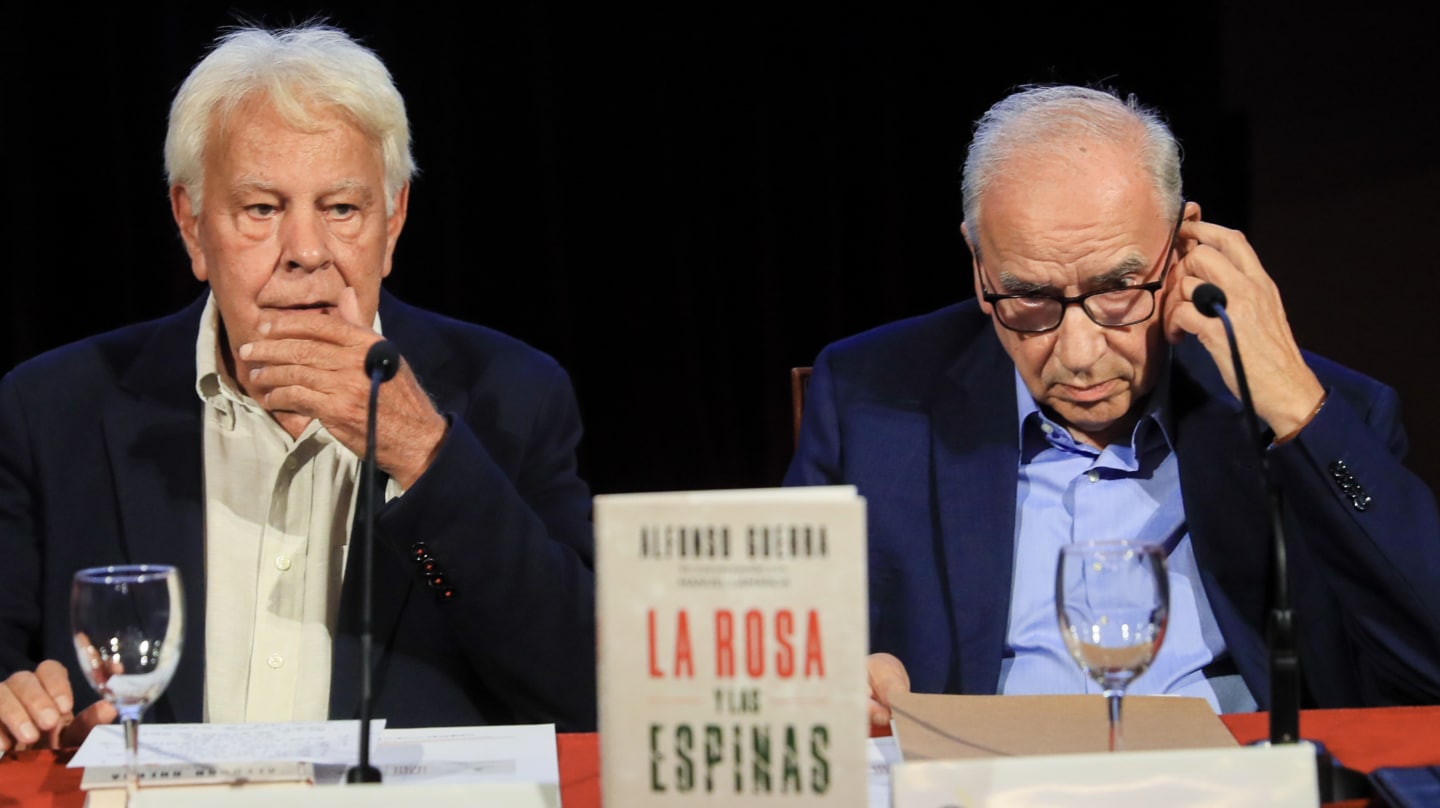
[975, 148, 1170, 280]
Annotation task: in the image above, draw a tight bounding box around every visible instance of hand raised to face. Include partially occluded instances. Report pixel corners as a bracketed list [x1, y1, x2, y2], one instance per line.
[1162, 210, 1325, 437]
[238, 287, 449, 488]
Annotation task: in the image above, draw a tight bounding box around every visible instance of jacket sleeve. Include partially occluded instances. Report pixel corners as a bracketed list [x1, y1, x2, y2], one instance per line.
[0, 371, 44, 677]
[1271, 377, 1440, 706]
[374, 356, 596, 730]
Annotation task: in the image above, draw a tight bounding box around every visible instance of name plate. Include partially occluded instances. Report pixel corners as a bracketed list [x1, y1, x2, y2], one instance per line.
[81, 761, 313, 790]
[891, 744, 1318, 807]
[132, 782, 552, 808]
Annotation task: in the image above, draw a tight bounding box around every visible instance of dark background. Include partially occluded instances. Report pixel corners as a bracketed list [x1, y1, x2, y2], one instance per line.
[4, 4, 1437, 496]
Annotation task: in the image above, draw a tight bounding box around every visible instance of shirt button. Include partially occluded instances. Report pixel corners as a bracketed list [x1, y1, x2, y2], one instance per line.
[267, 653, 284, 669]
[1040, 423, 1053, 434]
[275, 555, 292, 571]
[1086, 470, 1100, 483]
[284, 456, 299, 471]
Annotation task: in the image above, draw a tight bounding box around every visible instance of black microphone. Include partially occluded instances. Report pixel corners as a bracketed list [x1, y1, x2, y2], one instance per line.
[365, 340, 401, 383]
[1192, 282, 1227, 319]
[1194, 284, 1367, 802]
[348, 340, 400, 785]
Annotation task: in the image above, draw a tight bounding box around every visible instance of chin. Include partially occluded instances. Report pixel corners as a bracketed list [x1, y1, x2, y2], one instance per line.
[1052, 402, 1128, 435]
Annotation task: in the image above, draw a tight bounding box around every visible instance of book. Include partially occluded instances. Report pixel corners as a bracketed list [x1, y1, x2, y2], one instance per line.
[596, 485, 869, 806]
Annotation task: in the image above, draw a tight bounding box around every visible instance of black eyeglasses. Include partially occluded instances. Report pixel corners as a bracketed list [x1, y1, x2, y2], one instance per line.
[978, 203, 1185, 334]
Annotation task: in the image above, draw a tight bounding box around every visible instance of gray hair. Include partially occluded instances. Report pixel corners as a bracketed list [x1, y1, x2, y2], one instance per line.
[961, 85, 1182, 240]
[164, 23, 416, 214]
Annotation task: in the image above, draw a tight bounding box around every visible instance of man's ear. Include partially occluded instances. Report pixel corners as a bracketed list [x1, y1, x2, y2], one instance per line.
[381, 182, 410, 279]
[961, 221, 990, 314]
[170, 185, 208, 282]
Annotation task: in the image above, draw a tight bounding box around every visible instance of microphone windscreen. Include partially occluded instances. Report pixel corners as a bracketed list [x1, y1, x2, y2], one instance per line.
[364, 340, 401, 382]
[1193, 283, 1228, 318]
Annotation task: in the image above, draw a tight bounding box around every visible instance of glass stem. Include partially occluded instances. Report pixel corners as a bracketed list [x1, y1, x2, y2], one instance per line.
[124, 716, 140, 803]
[1106, 691, 1123, 752]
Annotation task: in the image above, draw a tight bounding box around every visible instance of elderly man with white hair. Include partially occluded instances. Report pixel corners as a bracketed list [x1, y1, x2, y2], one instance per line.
[788, 84, 1440, 724]
[0, 23, 596, 749]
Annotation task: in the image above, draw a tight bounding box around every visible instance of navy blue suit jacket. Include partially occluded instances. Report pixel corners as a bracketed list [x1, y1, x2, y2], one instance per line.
[786, 300, 1440, 708]
[0, 291, 597, 730]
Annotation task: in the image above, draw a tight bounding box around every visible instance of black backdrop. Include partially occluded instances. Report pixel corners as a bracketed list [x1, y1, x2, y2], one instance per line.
[4, 3, 1437, 497]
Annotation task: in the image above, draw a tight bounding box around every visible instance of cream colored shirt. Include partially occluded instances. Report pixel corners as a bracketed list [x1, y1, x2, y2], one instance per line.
[195, 295, 395, 723]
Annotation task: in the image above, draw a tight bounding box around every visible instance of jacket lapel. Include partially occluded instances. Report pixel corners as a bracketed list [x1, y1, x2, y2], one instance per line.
[929, 329, 1022, 694]
[1170, 339, 1272, 703]
[101, 297, 208, 723]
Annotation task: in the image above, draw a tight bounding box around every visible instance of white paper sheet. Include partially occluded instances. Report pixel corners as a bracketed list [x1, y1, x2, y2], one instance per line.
[868, 735, 901, 808]
[324, 724, 560, 786]
[69, 720, 385, 768]
[69, 721, 561, 793]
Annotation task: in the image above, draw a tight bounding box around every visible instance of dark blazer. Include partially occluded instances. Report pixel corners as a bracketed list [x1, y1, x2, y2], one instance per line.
[0, 291, 597, 731]
[786, 300, 1440, 709]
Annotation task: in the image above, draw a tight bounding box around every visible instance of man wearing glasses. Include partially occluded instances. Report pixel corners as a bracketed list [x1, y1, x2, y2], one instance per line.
[786, 85, 1440, 721]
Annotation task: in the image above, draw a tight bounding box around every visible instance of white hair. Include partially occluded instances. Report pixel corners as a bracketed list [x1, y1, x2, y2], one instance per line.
[164, 23, 416, 214]
[961, 85, 1182, 239]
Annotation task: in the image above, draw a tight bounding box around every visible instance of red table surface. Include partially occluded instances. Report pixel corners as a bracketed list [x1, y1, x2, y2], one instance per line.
[1, 734, 600, 808]
[5, 709, 1438, 807]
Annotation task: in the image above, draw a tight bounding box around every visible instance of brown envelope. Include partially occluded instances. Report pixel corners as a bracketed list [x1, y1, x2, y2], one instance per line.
[890, 693, 1240, 760]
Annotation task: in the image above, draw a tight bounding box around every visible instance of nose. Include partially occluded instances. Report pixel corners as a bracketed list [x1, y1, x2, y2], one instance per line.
[1050, 302, 1108, 374]
[278, 207, 334, 272]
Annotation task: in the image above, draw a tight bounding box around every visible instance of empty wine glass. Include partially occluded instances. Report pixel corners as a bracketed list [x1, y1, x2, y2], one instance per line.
[1056, 540, 1168, 752]
[71, 564, 184, 802]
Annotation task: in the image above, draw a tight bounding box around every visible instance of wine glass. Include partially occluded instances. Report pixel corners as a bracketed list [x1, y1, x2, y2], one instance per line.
[1055, 540, 1168, 752]
[71, 564, 184, 802]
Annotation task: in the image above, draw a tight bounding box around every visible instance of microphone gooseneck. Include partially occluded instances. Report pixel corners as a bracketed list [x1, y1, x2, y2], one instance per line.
[1194, 284, 1367, 801]
[348, 341, 400, 785]
[1194, 284, 1296, 744]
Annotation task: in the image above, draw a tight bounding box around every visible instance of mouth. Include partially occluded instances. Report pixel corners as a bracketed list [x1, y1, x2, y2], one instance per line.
[1055, 379, 1120, 404]
[269, 302, 336, 314]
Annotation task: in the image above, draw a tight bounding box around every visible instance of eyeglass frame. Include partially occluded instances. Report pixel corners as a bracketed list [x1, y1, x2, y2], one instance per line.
[976, 200, 1187, 334]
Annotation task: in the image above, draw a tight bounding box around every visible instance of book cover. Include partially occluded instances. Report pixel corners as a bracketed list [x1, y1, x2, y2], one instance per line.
[596, 486, 868, 806]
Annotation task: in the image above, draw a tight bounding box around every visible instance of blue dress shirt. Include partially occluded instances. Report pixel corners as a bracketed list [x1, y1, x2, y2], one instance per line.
[997, 370, 1256, 712]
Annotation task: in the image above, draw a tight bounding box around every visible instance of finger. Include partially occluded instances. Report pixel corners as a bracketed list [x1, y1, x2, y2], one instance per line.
[262, 379, 364, 423]
[866, 652, 911, 714]
[338, 286, 365, 328]
[257, 309, 372, 345]
[0, 679, 45, 746]
[35, 659, 75, 715]
[59, 699, 118, 748]
[1163, 274, 1230, 346]
[242, 338, 357, 372]
[248, 361, 351, 398]
[868, 695, 891, 726]
[5, 671, 64, 732]
[1177, 220, 1268, 282]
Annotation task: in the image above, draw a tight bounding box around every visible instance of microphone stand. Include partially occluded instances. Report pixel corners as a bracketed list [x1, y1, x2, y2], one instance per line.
[1193, 285, 1369, 802]
[347, 341, 400, 785]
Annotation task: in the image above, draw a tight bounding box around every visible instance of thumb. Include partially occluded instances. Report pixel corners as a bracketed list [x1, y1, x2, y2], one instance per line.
[58, 700, 118, 748]
[338, 286, 366, 329]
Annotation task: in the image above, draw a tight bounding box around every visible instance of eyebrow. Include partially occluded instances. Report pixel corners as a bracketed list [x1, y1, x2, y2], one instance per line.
[321, 179, 375, 204]
[995, 254, 1149, 295]
[226, 178, 375, 206]
[228, 178, 278, 203]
